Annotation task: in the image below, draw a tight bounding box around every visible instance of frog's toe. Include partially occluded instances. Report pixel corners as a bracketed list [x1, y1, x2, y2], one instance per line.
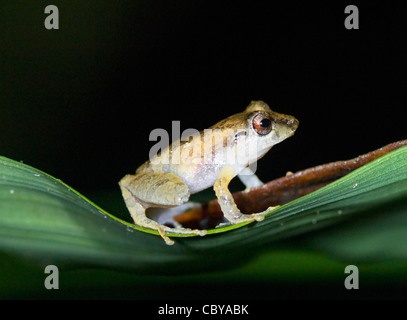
[163, 226, 207, 237]
[196, 229, 207, 237]
[157, 226, 175, 245]
[215, 222, 232, 229]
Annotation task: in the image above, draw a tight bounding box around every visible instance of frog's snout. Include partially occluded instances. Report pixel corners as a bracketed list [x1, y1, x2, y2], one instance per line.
[271, 113, 299, 142]
[285, 116, 299, 132]
[275, 113, 299, 133]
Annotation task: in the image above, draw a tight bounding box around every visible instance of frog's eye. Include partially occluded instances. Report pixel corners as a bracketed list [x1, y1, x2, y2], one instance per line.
[252, 113, 273, 135]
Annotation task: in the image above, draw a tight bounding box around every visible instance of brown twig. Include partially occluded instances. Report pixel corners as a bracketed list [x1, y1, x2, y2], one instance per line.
[174, 139, 407, 229]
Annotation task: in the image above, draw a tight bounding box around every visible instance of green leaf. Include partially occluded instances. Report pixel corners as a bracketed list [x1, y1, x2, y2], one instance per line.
[1, 145, 407, 278]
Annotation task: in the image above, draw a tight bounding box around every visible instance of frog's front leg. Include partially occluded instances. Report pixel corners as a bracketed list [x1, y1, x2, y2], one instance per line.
[214, 165, 278, 224]
[238, 166, 264, 192]
[119, 172, 206, 245]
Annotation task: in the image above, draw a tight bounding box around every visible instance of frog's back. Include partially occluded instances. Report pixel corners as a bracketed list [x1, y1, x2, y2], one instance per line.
[135, 134, 231, 194]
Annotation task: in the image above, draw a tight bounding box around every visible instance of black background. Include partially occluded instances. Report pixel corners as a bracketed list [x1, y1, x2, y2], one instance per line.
[1, 1, 406, 198]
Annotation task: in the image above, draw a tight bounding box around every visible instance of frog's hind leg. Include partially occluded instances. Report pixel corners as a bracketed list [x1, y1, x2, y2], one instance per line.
[119, 183, 175, 245]
[119, 172, 206, 245]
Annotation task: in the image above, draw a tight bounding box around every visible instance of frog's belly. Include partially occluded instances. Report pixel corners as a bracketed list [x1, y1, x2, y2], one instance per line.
[173, 163, 222, 194]
[146, 146, 247, 194]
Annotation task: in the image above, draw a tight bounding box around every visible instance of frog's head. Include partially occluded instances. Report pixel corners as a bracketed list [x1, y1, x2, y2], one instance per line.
[208, 100, 298, 169]
[244, 100, 299, 162]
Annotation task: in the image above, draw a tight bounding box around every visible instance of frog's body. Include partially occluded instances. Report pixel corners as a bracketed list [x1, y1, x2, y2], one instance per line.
[119, 101, 298, 245]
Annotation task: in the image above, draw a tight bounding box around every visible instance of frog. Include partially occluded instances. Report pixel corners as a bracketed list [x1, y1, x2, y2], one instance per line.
[119, 100, 298, 245]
